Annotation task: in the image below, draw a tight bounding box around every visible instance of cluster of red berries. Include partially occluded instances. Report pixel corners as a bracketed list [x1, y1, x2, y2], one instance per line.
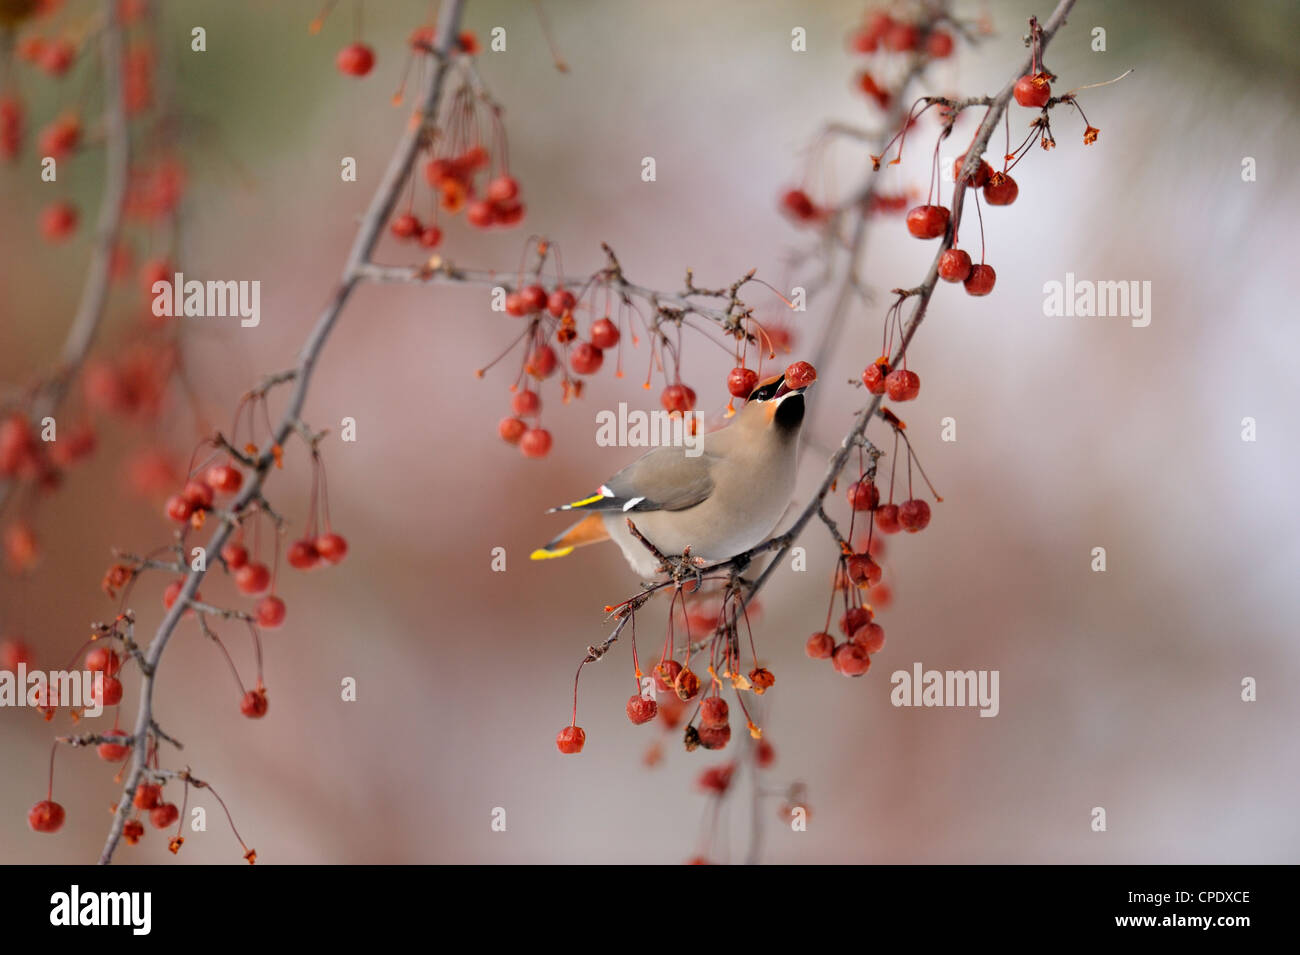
[850, 8, 955, 111]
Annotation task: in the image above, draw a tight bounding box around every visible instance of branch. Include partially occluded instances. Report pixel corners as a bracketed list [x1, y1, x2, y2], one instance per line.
[96, 0, 469, 865]
[0, 0, 130, 516]
[740, 0, 1080, 613]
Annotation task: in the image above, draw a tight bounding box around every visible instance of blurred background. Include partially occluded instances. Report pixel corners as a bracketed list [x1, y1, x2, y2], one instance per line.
[1, 0, 1298, 864]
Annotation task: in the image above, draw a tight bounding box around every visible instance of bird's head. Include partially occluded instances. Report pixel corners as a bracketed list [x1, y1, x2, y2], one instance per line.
[734, 371, 811, 435]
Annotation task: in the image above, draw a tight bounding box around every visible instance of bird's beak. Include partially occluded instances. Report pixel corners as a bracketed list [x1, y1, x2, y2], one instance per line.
[774, 379, 812, 401]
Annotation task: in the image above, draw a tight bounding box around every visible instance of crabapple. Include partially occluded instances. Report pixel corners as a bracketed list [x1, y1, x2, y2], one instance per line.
[499, 416, 526, 444]
[728, 367, 758, 398]
[569, 342, 603, 375]
[805, 632, 835, 659]
[852, 622, 887, 654]
[654, 659, 683, 692]
[206, 464, 243, 495]
[875, 503, 902, 534]
[905, 204, 949, 239]
[28, 800, 64, 833]
[241, 688, 268, 718]
[885, 368, 920, 401]
[661, 384, 696, 414]
[899, 498, 932, 532]
[150, 803, 179, 829]
[256, 595, 286, 628]
[235, 562, 271, 595]
[784, 360, 817, 389]
[626, 694, 658, 725]
[336, 43, 375, 77]
[519, 428, 552, 458]
[511, 390, 541, 417]
[287, 538, 320, 570]
[590, 318, 620, 350]
[97, 731, 131, 761]
[86, 646, 121, 676]
[221, 542, 249, 569]
[526, 344, 557, 378]
[1014, 73, 1051, 108]
[861, 359, 890, 395]
[556, 725, 585, 754]
[983, 173, 1018, 205]
[847, 479, 879, 511]
[547, 288, 576, 317]
[832, 642, 871, 676]
[699, 697, 729, 728]
[698, 723, 731, 750]
[964, 264, 996, 296]
[316, 532, 348, 564]
[133, 782, 162, 810]
[938, 248, 973, 283]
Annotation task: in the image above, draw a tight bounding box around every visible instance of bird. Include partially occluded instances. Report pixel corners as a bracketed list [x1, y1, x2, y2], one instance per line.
[530, 371, 811, 578]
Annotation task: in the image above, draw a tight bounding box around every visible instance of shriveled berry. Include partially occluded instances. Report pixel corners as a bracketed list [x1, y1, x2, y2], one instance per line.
[590, 318, 620, 350]
[805, 631, 835, 659]
[749, 667, 775, 693]
[256, 595, 286, 628]
[728, 367, 758, 398]
[861, 359, 890, 395]
[569, 342, 603, 375]
[28, 800, 65, 833]
[626, 694, 658, 725]
[673, 667, 701, 701]
[964, 264, 996, 296]
[938, 248, 973, 282]
[240, 687, 268, 718]
[885, 368, 920, 401]
[699, 696, 729, 728]
[983, 173, 1018, 205]
[556, 725, 585, 754]
[905, 204, 949, 239]
[846, 553, 882, 587]
[698, 723, 731, 750]
[123, 819, 144, 845]
[149, 802, 179, 829]
[784, 360, 817, 389]
[851, 622, 886, 653]
[519, 428, 552, 458]
[654, 659, 683, 693]
[899, 498, 932, 532]
[133, 782, 162, 810]
[839, 606, 873, 635]
[832, 642, 871, 677]
[698, 764, 734, 794]
[315, 532, 348, 564]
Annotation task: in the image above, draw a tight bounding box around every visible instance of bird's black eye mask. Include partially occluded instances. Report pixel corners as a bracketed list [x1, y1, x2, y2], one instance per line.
[747, 379, 783, 403]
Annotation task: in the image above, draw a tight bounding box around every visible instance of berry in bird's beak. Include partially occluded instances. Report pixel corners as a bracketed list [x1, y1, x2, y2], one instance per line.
[779, 360, 817, 398]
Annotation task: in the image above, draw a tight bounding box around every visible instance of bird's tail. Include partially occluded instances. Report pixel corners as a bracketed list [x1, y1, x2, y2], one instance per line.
[530, 512, 610, 560]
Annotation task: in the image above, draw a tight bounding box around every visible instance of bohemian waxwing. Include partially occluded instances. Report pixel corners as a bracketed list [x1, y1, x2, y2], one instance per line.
[531, 372, 811, 578]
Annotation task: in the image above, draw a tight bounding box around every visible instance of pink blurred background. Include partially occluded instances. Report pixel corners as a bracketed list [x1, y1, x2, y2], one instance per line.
[2, 0, 1298, 863]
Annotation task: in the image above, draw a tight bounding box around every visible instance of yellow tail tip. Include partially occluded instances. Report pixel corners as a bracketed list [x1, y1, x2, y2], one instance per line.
[530, 546, 574, 560]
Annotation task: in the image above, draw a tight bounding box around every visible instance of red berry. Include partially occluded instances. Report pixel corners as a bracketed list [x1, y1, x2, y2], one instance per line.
[499, 416, 527, 444]
[964, 264, 996, 296]
[418, 225, 443, 248]
[493, 199, 524, 226]
[547, 288, 577, 318]
[38, 116, 81, 158]
[590, 318, 620, 350]
[884, 22, 919, 51]
[519, 428, 552, 458]
[832, 642, 871, 676]
[162, 578, 200, 612]
[885, 368, 920, 401]
[181, 479, 214, 510]
[569, 342, 603, 375]
[390, 213, 420, 239]
[847, 479, 879, 511]
[255, 595, 286, 628]
[654, 660, 683, 693]
[839, 606, 873, 635]
[852, 622, 886, 654]
[466, 199, 495, 228]
[698, 723, 731, 750]
[784, 360, 817, 389]
[97, 731, 131, 762]
[806, 632, 835, 659]
[85, 646, 121, 676]
[149, 802, 179, 829]
[520, 284, 548, 313]
[556, 725, 586, 754]
[235, 562, 271, 595]
[486, 175, 519, 202]
[661, 384, 696, 414]
[699, 697, 729, 728]
[38, 38, 75, 76]
[926, 30, 954, 58]
[1014, 73, 1051, 108]
[906, 204, 949, 239]
[287, 538, 320, 570]
[123, 820, 144, 845]
[626, 694, 658, 725]
[756, 739, 776, 767]
[206, 464, 243, 495]
[698, 764, 734, 794]
[315, 532, 348, 564]
[241, 688, 268, 718]
[673, 667, 702, 702]
[953, 153, 993, 188]
[336, 43, 375, 77]
[28, 800, 65, 833]
[983, 173, 1018, 205]
[164, 494, 192, 523]
[938, 248, 973, 283]
[509, 390, 539, 418]
[899, 498, 932, 532]
[780, 188, 817, 221]
[728, 367, 758, 398]
[505, 292, 528, 317]
[41, 201, 78, 241]
[875, 504, 902, 534]
[93, 675, 124, 707]
[133, 782, 161, 810]
[221, 542, 249, 569]
[526, 344, 557, 378]
[846, 553, 882, 587]
[861, 359, 890, 395]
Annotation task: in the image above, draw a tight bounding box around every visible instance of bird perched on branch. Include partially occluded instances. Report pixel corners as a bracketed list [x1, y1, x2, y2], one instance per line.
[531, 364, 815, 579]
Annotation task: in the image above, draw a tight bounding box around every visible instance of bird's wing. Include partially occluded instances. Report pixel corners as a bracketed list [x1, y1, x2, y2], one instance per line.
[548, 446, 718, 514]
